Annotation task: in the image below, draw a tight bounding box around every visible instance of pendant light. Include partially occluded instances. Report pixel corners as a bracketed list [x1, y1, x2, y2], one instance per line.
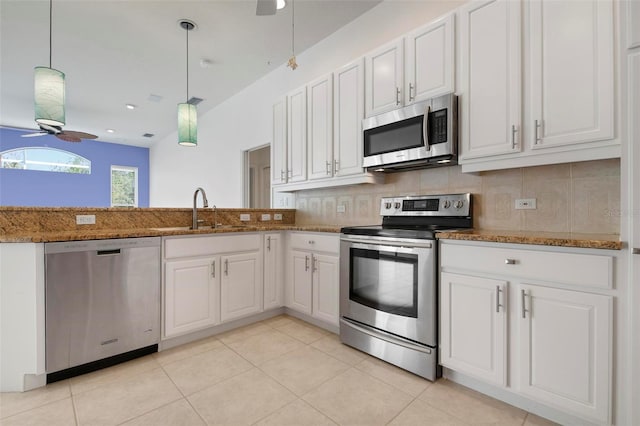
[287, 0, 298, 70]
[178, 20, 197, 146]
[34, 0, 65, 126]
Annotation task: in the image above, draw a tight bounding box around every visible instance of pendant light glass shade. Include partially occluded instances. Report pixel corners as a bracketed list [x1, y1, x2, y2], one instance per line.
[34, 66, 65, 126]
[177, 103, 197, 146]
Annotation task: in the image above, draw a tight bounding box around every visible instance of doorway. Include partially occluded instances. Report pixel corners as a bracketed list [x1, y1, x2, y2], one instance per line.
[244, 145, 271, 208]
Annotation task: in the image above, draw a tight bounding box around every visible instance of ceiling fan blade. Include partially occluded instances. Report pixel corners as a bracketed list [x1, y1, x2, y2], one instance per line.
[61, 130, 98, 140]
[21, 132, 48, 138]
[256, 0, 276, 16]
[56, 133, 82, 143]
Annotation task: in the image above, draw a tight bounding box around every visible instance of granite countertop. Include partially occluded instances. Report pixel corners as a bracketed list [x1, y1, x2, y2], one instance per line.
[0, 224, 342, 243]
[436, 229, 622, 250]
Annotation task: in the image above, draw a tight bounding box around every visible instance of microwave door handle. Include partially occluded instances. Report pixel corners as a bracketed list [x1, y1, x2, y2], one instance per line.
[423, 105, 432, 151]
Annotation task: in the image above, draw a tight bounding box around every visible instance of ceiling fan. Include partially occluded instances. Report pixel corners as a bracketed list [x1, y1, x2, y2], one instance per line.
[256, 0, 285, 16]
[21, 123, 98, 143]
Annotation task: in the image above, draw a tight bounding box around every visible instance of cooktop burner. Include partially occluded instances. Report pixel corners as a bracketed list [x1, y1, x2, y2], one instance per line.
[341, 193, 473, 240]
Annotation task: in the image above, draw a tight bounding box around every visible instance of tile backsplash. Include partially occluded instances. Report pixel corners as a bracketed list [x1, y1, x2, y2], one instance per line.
[293, 159, 620, 235]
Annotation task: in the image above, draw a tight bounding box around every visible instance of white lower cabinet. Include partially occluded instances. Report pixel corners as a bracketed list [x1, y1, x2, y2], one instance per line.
[440, 272, 507, 386]
[163, 234, 263, 338]
[165, 257, 219, 338]
[220, 251, 263, 322]
[440, 241, 613, 424]
[263, 233, 284, 310]
[286, 233, 340, 326]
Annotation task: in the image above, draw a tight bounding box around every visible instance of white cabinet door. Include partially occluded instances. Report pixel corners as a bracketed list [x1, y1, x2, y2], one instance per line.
[628, 0, 640, 49]
[311, 253, 339, 326]
[529, 0, 614, 149]
[459, 0, 521, 160]
[333, 58, 365, 177]
[220, 251, 263, 322]
[365, 39, 404, 117]
[440, 272, 507, 386]
[263, 233, 284, 310]
[405, 13, 454, 103]
[165, 257, 219, 337]
[307, 74, 334, 181]
[287, 86, 307, 183]
[271, 98, 287, 185]
[518, 284, 612, 424]
[286, 250, 312, 315]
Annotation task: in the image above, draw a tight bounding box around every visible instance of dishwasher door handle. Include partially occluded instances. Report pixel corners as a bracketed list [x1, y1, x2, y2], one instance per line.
[97, 249, 121, 256]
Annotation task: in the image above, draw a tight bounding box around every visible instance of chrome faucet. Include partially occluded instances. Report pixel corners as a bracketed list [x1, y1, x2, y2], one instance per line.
[192, 187, 209, 229]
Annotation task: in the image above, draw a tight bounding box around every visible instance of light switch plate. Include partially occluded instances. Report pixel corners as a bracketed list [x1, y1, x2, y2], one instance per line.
[274, 213, 283, 221]
[337, 204, 346, 213]
[261, 214, 271, 221]
[515, 198, 537, 210]
[240, 214, 251, 221]
[76, 214, 96, 225]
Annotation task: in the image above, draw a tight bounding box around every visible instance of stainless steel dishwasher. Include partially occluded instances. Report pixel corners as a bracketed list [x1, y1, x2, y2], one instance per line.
[45, 237, 161, 382]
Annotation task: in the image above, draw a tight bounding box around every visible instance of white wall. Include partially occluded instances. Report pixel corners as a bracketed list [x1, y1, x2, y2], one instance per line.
[149, 0, 465, 207]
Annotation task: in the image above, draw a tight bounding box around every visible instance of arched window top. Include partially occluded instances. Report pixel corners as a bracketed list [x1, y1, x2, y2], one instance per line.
[0, 147, 91, 174]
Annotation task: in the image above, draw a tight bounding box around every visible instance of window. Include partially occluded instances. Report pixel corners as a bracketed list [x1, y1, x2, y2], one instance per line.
[111, 166, 138, 207]
[0, 147, 91, 174]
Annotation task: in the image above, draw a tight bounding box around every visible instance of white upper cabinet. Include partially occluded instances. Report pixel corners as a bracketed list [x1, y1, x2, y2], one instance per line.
[405, 13, 455, 103]
[307, 74, 334, 181]
[333, 58, 365, 177]
[365, 39, 404, 117]
[271, 98, 287, 185]
[528, 0, 614, 149]
[459, 0, 521, 159]
[287, 85, 307, 183]
[628, 0, 640, 49]
[459, 0, 618, 172]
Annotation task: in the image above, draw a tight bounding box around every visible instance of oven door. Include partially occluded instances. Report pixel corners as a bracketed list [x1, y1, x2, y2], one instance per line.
[339, 234, 436, 346]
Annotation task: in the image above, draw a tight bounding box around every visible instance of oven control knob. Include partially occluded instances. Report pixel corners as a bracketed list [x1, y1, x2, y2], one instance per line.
[442, 200, 451, 209]
[394, 202, 401, 209]
[385, 202, 392, 209]
[454, 200, 464, 209]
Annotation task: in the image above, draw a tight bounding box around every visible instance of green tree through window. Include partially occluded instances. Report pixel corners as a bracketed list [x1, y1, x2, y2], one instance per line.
[111, 166, 138, 207]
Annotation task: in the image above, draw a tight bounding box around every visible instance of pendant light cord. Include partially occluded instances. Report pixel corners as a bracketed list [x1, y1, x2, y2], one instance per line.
[186, 25, 189, 102]
[291, 0, 295, 56]
[49, 0, 52, 68]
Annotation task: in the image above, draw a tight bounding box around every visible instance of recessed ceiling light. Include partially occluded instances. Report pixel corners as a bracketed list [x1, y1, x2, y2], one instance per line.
[277, 0, 286, 9]
[106, 129, 115, 133]
[148, 94, 163, 103]
[125, 104, 136, 110]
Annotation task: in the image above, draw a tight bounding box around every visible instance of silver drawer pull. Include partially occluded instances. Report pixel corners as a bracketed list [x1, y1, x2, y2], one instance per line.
[308, 240, 315, 244]
[505, 259, 517, 265]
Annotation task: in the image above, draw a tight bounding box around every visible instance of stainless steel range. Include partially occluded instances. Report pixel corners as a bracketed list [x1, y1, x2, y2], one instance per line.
[339, 193, 472, 380]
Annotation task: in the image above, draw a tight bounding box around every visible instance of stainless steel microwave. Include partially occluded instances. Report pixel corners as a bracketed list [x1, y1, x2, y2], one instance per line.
[362, 93, 458, 171]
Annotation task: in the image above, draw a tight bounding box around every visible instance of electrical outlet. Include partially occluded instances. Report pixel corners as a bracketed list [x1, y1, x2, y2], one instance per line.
[261, 214, 271, 221]
[336, 204, 346, 213]
[240, 214, 251, 221]
[76, 214, 96, 225]
[515, 198, 537, 210]
[274, 213, 283, 221]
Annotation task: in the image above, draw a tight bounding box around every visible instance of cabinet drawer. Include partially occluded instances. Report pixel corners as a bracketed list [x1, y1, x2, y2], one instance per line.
[440, 243, 613, 289]
[289, 232, 339, 254]
[165, 234, 261, 259]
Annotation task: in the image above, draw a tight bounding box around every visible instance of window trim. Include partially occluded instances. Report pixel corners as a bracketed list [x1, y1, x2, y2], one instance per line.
[0, 147, 91, 174]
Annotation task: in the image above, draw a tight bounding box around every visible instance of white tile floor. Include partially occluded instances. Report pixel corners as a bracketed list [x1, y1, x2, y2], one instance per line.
[0, 315, 559, 425]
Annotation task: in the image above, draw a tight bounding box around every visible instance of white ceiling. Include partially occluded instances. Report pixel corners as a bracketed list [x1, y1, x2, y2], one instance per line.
[0, 0, 381, 147]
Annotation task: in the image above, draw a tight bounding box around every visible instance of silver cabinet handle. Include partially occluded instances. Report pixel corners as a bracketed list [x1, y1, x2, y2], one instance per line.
[505, 259, 517, 265]
[334, 159, 339, 173]
[211, 261, 216, 278]
[312, 254, 318, 272]
[396, 87, 401, 105]
[305, 255, 309, 271]
[409, 83, 414, 102]
[496, 286, 503, 313]
[326, 161, 331, 175]
[280, 170, 285, 180]
[224, 259, 229, 276]
[287, 169, 292, 178]
[521, 289, 528, 319]
[534, 120, 542, 144]
[511, 125, 518, 149]
[633, 248, 640, 255]
[267, 236, 271, 251]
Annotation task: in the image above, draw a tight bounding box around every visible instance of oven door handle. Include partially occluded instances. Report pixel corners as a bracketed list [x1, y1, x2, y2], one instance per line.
[341, 236, 432, 249]
[340, 318, 432, 354]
